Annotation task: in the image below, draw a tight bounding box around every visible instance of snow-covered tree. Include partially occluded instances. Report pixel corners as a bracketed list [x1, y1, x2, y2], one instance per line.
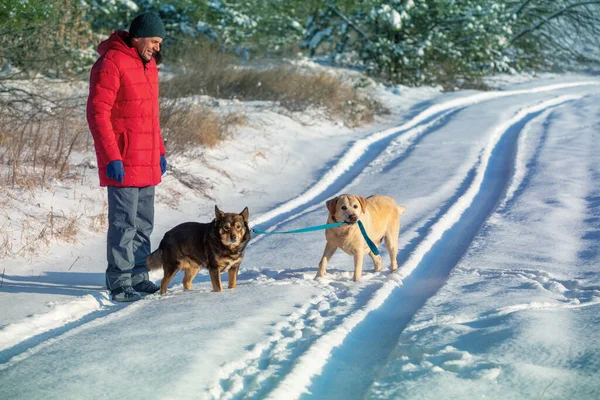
[302, 0, 599, 84]
[0, 0, 92, 77]
[303, 1, 515, 84]
[83, 0, 140, 33]
[4, 0, 598, 85]
[507, 0, 600, 68]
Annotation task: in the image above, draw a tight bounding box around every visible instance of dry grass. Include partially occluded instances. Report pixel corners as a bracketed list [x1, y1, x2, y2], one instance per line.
[167, 165, 215, 200]
[14, 208, 80, 256]
[164, 66, 380, 127]
[156, 187, 184, 209]
[49, 209, 80, 243]
[0, 185, 110, 260]
[0, 231, 11, 259]
[162, 41, 382, 127]
[89, 202, 108, 233]
[160, 99, 246, 154]
[0, 103, 90, 189]
[16, 218, 52, 257]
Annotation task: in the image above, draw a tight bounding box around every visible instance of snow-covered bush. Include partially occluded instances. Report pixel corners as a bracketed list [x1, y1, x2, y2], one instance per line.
[2, 0, 599, 85]
[302, 0, 599, 85]
[0, 0, 93, 77]
[303, 1, 515, 85]
[508, 0, 600, 69]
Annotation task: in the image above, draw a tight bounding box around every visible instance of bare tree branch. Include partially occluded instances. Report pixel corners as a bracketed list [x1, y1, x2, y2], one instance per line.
[511, 1, 600, 43]
[514, 0, 536, 16]
[327, 4, 369, 40]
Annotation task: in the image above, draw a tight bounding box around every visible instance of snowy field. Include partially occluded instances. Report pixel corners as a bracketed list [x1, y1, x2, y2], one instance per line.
[1, 74, 599, 399]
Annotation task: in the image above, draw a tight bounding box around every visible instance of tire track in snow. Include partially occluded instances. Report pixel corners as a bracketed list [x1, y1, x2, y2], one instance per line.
[379, 107, 463, 174]
[0, 92, 458, 363]
[250, 108, 462, 237]
[262, 95, 584, 400]
[0, 295, 149, 371]
[0, 292, 112, 356]
[498, 108, 556, 211]
[207, 87, 592, 399]
[0, 82, 595, 371]
[208, 90, 594, 399]
[250, 81, 599, 231]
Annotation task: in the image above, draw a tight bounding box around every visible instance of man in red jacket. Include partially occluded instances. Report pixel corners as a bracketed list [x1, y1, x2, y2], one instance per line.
[87, 12, 167, 302]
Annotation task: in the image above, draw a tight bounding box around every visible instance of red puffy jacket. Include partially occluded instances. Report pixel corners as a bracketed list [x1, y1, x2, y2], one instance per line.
[87, 31, 166, 187]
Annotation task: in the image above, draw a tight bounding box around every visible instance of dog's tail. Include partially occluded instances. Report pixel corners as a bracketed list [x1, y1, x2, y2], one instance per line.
[397, 205, 407, 216]
[146, 248, 163, 270]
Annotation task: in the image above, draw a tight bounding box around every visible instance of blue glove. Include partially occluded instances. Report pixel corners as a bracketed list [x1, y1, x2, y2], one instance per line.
[106, 160, 125, 184]
[160, 155, 167, 175]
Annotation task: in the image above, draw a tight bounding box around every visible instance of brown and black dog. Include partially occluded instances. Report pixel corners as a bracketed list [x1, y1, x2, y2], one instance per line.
[147, 206, 251, 294]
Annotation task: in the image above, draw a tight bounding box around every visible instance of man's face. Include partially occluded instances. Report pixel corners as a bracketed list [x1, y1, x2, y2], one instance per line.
[132, 37, 163, 62]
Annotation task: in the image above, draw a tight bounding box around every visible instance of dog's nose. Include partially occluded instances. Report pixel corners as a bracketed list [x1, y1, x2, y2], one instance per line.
[348, 214, 358, 221]
[231, 234, 237, 241]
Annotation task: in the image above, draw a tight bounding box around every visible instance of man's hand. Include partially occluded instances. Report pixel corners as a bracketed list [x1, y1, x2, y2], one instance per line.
[106, 160, 125, 184]
[160, 155, 167, 175]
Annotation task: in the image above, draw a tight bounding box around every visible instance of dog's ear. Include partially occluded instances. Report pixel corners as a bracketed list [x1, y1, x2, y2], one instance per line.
[240, 207, 249, 223]
[215, 205, 225, 220]
[357, 196, 368, 213]
[326, 197, 338, 216]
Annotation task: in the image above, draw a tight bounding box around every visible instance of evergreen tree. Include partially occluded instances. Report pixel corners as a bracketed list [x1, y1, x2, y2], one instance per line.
[303, 1, 514, 84]
[0, 0, 91, 77]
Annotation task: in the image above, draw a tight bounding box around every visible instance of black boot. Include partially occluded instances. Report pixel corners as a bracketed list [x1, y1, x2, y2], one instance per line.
[111, 286, 142, 302]
[133, 280, 160, 295]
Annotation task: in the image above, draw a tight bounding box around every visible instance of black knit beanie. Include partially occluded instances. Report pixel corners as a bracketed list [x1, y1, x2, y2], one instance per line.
[129, 12, 166, 39]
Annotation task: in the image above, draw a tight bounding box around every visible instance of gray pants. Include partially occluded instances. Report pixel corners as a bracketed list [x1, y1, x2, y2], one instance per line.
[106, 186, 155, 291]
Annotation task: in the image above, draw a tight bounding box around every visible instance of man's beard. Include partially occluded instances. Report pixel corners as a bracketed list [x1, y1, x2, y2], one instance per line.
[137, 49, 153, 62]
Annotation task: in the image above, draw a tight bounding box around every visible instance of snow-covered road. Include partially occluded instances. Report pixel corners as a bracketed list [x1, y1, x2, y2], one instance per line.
[1, 77, 599, 399]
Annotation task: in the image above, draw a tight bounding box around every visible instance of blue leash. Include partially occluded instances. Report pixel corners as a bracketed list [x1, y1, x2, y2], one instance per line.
[252, 220, 380, 255]
[252, 221, 345, 234]
[357, 220, 380, 256]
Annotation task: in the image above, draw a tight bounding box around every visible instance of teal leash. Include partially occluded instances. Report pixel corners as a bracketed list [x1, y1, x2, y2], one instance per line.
[357, 220, 380, 256]
[251, 221, 346, 234]
[252, 220, 380, 256]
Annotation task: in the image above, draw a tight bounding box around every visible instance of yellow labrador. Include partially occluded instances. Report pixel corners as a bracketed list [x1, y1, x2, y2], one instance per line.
[316, 194, 407, 281]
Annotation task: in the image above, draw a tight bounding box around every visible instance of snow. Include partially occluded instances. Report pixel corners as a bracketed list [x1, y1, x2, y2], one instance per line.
[0, 292, 111, 353]
[1, 73, 600, 399]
